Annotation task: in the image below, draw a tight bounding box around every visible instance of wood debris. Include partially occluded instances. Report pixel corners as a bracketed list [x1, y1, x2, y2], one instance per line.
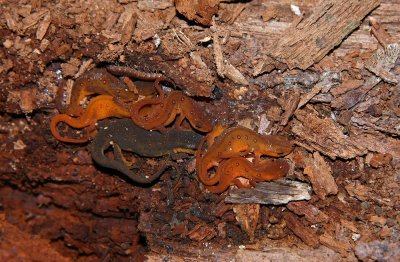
[233, 204, 259, 242]
[297, 71, 341, 109]
[287, 201, 329, 224]
[213, 32, 249, 86]
[119, 5, 137, 45]
[175, 0, 219, 26]
[330, 79, 364, 96]
[137, 0, 174, 11]
[254, 0, 380, 73]
[133, 7, 175, 41]
[283, 212, 319, 247]
[344, 180, 370, 201]
[368, 153, 393, 168]
[355, 240, 400, 261]
[272, 89, 300, 134]
[351, 115, 400, 136]
[187, 224, 217, 241]
[225, 180, 311, 205]
[22, 9, 48, 29]
[319, 232, 352, 257]
[292, 106, 366, 159]
[369, 17, 392, 47]
[331, 75, 381, 110]
[303, 152, 338, 200]
[365, 43, 400, 84]
[35, 13, 51, 40]
[350, 130, 400, 168]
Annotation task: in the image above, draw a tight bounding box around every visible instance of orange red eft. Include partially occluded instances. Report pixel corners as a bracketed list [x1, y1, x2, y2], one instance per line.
[205, 157, 290, 193]
[196, 126, 293, 186]
[130, 89, 213, 133]
[63, 68, 138, 117]
[50, 95, 130, 143]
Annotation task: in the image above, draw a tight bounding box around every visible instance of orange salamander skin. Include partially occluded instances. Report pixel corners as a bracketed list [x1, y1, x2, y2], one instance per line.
[131, 90, 213, 133]
[65, 68, 138, 117]
[196, 126, 293, 186]
[51, 95, 130, 143]
[205, 157, 290, 193]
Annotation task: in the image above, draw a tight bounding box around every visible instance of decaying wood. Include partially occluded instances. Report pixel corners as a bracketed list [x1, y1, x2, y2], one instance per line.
[365, 43, 400, 84]
[350, 129, 400, 168]
[351, 115, 400, 136]
[175, 0, 219, 26]
[319, 233, 352, 257]
[213, 32, 249, 85]
[35, 13, 51, 40]
[0, 214, 71, 262]
[303, 152, 338, 200]
[255, 0, 380, 73]
[287, 201, 329, 224]
[283, 212, 319, 247]
[330, 79, 364, 96]
[235, 246, 342, 262]
[277, 89, 300, 130]
[292, 106, 366, 159]
[369, 17, 393, 47]
[225, 180, 311, 205]
[232, 204, 259, 242]
[331, 76, 381, 109]
[297, 71, 341, 109]
[355, 240, 400, 261]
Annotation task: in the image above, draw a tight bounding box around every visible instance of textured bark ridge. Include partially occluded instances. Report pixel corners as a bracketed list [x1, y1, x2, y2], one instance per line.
[260, 0, 380, 71]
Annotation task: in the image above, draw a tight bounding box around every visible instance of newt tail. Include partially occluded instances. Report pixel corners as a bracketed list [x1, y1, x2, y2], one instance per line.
[50, 95, 130, 143]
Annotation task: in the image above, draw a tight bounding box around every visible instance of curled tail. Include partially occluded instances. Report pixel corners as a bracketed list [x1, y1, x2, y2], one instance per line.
[196, 124, 226, 186]
[50, 114, 90, 143]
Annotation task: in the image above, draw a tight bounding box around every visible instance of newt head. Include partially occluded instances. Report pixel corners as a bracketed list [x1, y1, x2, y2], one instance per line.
[263, 135, 294, 157]
[186, 101, 214, 133]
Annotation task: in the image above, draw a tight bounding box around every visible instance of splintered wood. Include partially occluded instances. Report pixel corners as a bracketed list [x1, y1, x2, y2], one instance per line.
[283, 212, 319, 247]
[258, 0, 380, 71]
[292, 106, 366, 159]
[365, 43, 400, 84]
[304, 152, 338, 200]
[233, 204, 259, 242]
[225, 180, 311, 205]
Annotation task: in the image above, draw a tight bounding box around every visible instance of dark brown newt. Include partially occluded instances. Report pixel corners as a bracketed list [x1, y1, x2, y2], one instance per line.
[91, 118, 203, 183]
[205, 157, 290, 193]
[61, 68, 138, 117]
[50, 95, 130, 143]
[196, 126, 293, 186]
